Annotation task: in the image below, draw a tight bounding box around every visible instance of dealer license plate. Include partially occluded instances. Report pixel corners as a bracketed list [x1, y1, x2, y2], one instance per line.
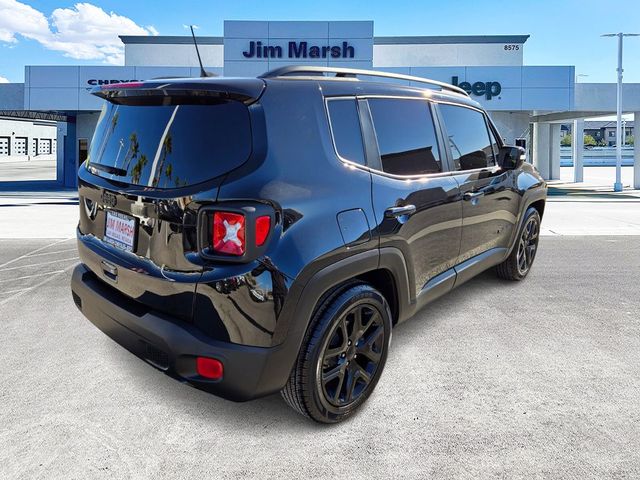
[104, 210, 136, 252]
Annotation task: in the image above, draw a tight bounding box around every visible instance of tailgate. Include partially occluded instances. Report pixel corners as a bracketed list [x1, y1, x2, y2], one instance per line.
[75, 82, 258, 320]
[76, 174, 217, 320]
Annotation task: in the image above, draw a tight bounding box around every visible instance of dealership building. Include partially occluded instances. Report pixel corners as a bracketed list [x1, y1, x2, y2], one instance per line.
[0, 20, 639, 189]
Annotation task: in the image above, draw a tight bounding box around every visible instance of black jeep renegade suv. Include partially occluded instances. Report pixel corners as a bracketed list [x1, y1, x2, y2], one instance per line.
[71, 66, 546, 423]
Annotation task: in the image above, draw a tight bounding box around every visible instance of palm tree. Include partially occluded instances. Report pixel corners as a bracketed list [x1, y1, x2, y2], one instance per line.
[131, 154, 148, 185]
[152, 132, 173, 187]
[123, 132, 139, 172]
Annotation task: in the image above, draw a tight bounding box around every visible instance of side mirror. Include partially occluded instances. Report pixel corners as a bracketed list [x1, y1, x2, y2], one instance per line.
[497, 145, 525, 170]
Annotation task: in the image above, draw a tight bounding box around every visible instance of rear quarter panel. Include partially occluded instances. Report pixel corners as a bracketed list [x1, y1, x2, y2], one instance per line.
[507, 163, 547, 253]
[195, 80, 378, 346]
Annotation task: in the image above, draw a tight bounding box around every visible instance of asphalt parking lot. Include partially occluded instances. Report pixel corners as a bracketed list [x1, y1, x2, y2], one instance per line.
[1, 232, 639, 479]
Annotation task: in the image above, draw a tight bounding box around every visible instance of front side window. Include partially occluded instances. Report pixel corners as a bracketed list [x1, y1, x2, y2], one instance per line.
[326, 98, 366, 166]
[487, 123, 501, 159]
[439, 104, 496, 171]
[368, 98, 441, 176]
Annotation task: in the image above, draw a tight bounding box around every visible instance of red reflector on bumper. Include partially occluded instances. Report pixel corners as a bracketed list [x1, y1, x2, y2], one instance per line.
[196, 357, 224, 380]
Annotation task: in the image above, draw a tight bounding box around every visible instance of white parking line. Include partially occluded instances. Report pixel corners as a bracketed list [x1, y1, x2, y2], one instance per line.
[23, 248, 77, 258]
[0, 265, 75, 306]
[0, 287, 31, 295]
[0, 270, 64, 283]
[0, 257, 79, 272]
[0, 238, 74, 269]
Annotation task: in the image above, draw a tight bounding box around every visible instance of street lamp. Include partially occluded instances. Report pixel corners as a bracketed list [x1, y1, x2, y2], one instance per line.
[575, 73, 589, 82]
[601, 33, 640, 192]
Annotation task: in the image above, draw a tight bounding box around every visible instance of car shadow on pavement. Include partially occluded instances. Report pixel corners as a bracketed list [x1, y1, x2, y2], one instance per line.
[111, 344, 311, 429]
[390, 269, 503, 344]
[112, 268, 507, 430]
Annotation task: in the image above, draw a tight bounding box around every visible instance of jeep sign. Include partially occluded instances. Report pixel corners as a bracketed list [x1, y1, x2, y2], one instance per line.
[451, 76, 502, 100]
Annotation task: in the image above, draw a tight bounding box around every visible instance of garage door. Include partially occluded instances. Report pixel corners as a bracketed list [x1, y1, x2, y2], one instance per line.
[0, 137, 9, 156]
[14, 137, 27, 155]
[38, 139, 52, 155]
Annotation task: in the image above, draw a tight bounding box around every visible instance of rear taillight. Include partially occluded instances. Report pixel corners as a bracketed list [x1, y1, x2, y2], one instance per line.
[255, 215, 271, 246]
[213, 212, 245, 256]
[199, 204, 274, 261]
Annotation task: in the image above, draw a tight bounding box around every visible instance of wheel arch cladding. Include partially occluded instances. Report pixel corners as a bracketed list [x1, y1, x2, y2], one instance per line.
[275, 247, 407, 363]
[355, 269, 399, 325]
[529, 199, 546, 219]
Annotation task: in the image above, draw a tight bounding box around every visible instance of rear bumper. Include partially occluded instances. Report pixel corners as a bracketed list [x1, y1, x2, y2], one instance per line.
[71, 263, 292, 401]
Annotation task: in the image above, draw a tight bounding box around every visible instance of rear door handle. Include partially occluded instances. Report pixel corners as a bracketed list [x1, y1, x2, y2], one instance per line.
[384, 205, 416, 218]
[463, 191, 485, 201]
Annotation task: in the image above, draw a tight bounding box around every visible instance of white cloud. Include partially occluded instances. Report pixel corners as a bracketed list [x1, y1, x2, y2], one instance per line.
[0, 75, 9, 83]
[0, 0, 49, 44]
[0, 0, 158, 64]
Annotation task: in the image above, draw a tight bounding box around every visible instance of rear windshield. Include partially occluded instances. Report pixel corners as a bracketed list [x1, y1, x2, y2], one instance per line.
[88, 100, 251, 189]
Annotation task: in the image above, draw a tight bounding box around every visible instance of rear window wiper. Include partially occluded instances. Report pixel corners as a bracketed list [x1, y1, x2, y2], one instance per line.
[89, 162, 128, 177]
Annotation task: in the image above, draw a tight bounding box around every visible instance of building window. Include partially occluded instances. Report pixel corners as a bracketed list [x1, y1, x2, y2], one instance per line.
[14, 137, 27, 155]
[0, 137, 9, 156]
[38, 139, 52, 155]
[78, 139, 88, 166]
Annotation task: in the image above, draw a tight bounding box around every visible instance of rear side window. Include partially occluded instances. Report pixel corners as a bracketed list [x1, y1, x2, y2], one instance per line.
[327, 98, 365, 166]
[368, 98, 441, 176]
[88, 100, 251, 189]
[438, 104, 496, 170]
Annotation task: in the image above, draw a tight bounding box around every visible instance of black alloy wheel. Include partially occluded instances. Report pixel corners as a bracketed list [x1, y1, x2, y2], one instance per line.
[281, 283, 392, 423]
[320, 302, 385, 407]
[496, 207, 542, 281]
[516, 214, 540, 276]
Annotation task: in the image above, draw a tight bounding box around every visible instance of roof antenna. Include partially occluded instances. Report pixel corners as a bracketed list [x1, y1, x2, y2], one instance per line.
[187, 24, 214, 77]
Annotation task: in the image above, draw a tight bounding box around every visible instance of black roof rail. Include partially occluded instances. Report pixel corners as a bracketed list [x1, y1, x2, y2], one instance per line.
[259, 65, 469, 97]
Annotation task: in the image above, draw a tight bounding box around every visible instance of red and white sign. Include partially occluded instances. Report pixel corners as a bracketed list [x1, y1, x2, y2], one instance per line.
[104, 210, 136, 252]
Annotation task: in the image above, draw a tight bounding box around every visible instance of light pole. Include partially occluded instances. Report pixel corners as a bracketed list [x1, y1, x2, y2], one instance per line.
[601, 33, 640, 192]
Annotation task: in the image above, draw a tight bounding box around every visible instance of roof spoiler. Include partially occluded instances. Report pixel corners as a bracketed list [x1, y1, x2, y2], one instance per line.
[92, 78, 266, 105]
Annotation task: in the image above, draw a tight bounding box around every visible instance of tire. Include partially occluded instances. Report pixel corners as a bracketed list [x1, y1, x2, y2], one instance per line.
[281, 283, 392, 424]
[496, 207, 541, 281]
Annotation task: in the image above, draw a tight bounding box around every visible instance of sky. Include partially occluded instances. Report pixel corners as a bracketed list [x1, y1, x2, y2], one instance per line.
[0, 0, 639, 84]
